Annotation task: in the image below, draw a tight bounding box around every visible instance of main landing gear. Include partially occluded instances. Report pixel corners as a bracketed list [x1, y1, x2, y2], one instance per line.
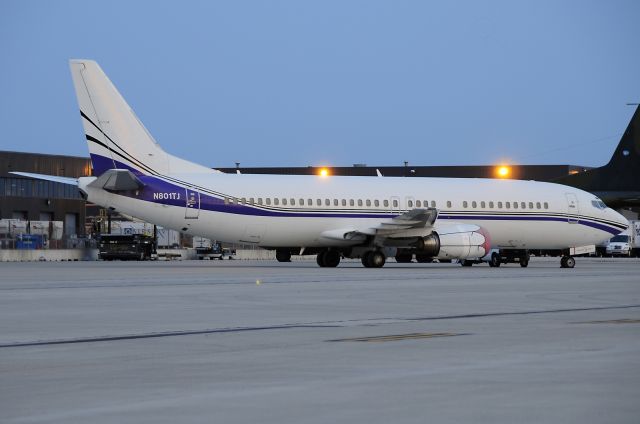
[275, 249, 292, 262]
[362, 250, 386, 268]
[317, 250, 341, 267]
[560, 255, 575, 268]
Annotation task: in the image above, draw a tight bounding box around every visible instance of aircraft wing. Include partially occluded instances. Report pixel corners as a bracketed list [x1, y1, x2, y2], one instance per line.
[320, 208, 438, 242]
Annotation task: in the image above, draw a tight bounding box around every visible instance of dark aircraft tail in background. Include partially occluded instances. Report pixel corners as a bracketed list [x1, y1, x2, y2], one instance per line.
[557, 105, 640, 208]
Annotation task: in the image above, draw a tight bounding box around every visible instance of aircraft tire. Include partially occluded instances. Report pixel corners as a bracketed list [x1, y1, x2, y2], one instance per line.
[323, 250, 341, 267]
[415, 254, 433, 263]
[488, 252, 501, 268]
[317, 251, 327, 267]
[395, 252, 413, 263]
[368, 251, 386, 268]
[461, 260, 473, 267]
[276, 249, 292, 262]
[561, 256, 575, 268]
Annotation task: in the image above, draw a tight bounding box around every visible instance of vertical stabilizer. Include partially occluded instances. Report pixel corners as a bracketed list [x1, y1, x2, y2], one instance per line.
[557, 105, 640, 207]
[69, 60, 213, 176]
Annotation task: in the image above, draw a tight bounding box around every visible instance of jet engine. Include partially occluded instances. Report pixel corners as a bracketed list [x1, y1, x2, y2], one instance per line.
[416, 224, 491, 260]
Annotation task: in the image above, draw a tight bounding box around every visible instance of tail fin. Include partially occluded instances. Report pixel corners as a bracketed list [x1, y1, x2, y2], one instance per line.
[69, 60, 212, 176]
[557, 105, 640, 207]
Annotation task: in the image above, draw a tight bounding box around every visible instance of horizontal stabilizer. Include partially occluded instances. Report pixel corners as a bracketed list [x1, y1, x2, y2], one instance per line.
[89, 169, 144, 191]
[10, 172, 78, 186]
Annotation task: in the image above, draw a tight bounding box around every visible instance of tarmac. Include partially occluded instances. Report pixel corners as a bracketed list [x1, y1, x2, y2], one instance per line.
[1, 258, 639, 424]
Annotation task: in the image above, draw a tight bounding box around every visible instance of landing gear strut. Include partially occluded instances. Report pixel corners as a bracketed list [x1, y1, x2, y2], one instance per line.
[560, 255, 575, 268]
[362, 250, 386, 268]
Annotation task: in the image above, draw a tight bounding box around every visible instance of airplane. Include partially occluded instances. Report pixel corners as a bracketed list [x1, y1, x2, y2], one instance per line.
[12, 60, 629, 269]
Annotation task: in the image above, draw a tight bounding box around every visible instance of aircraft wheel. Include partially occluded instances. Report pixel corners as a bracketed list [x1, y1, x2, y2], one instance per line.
[395, 252, 413, 263]
[519, 253, 530, 268]
[461, 260, 473, 267]
[316, 251, 327, 267]
[488, 252, 501, 268]
[361, 251, 372, 268]
[276, 249, 292, 262]
[560, 256, 575, 268]
[323, 250, 341, 267]
[415, 254, 433, 263]
[370, 251, 386, 268]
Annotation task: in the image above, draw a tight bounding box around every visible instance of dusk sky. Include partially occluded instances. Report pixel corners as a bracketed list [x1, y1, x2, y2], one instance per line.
[1, 0, 639, 168]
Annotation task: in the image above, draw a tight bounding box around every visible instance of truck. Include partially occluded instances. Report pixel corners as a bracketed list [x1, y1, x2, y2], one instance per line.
[98, 233, 156, 261]
[193, 236, 224, 260]
[605, 220, 640, 257]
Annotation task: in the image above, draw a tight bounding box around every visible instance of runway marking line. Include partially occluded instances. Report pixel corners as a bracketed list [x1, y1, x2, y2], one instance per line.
[574, 318, 640, 325]
[327, 332, 464, 342]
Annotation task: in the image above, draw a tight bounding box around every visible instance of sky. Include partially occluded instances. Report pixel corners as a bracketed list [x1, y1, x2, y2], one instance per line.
[1, 0, 639, 169]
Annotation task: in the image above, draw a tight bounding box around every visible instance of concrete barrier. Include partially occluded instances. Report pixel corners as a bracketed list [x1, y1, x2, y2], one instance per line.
[0, 249, 99, 262]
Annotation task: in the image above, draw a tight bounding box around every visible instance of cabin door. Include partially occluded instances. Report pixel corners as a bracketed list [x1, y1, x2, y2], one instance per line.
[185, 188, 200, 219]
[565, 193, 579, 224]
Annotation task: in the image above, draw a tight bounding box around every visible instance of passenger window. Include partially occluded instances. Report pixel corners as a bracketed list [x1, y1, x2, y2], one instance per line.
[274, 198, 280, 205]
[446, 201, 452, 208]
[544, 202, 549, 209]
[307, 199, 312, 206]
[366, 199, 371, 207]
[229, 198, 235, 205]
[358, 199, 363, 207]
[333, 199, 339, 206]
[325, 199, 330, 206]
[513, 202, 518, 209]
[505, 202, 510, 209]
[424, 200, 429, 206]
[416, 200, 421, 207]
[463, 201, 468, 208]
[383, 200, 389, 207]
[240, 198, 246, 204]
[408, 200, 413, 207]
[317, 199, 322, 206]
[497, 201, 502, 208]
[282, 198, 287, 206]
[249, 198, 254, 205]
[350, 199, 355, 207]
[257, 198, 263, 205]
[472, 201, 477, 208]
[224, 197, 229, 205]
[342, 199, 347, 206]
[431, 201, 436, 208]
[481, 201, 486, 208]
[536, 202, 541, 209]
[299, 198, 304, 206]
[521, 202, 526, 209]
[528, 202, 533, 209]
[393, 199, 399, 208]
[266, 198, 271, 206]
[374, 200, 380, 207]
[489, 201, 494, 208]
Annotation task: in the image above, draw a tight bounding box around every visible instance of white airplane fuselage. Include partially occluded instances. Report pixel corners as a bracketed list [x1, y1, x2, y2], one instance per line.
[79, 171, 626, 250]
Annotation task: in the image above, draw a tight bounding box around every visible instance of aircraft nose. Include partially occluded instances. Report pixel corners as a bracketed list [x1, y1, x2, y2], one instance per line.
[610, 209, 629, 231]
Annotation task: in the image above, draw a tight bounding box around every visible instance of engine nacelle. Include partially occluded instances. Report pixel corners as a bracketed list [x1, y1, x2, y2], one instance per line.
[435, 224, 491, 260]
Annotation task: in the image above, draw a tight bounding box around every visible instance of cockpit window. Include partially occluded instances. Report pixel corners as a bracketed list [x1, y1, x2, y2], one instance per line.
[591, 200, 607, 210]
